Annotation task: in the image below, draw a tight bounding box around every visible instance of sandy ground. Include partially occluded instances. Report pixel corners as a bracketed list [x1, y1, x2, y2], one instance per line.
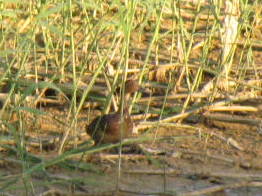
[1, 105, 262, 196]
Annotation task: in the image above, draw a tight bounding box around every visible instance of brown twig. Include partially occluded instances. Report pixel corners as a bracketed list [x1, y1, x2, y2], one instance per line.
[182, 181, 262, 196]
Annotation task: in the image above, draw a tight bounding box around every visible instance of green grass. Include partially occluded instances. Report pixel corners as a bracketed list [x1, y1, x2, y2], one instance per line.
[0, 0, 261, 194]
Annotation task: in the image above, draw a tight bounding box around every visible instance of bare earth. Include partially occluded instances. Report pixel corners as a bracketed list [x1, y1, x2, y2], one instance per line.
[1, 105, 262, 196]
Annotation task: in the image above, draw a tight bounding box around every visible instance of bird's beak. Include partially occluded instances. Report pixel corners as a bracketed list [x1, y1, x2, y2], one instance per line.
[138, 85, 150, 95]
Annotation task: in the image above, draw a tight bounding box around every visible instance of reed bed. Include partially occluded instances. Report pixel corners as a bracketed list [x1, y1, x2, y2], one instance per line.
[0, 0, 261, 194]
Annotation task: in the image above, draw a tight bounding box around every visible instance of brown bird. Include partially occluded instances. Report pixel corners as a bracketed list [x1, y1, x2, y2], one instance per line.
[86, 79, 140, 145]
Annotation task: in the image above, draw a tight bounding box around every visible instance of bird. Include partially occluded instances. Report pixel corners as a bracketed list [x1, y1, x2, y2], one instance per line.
[86, 79, 140, 145]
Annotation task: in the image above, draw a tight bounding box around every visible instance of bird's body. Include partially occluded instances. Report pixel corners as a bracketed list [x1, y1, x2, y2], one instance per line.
[86, 79, 140, 145]
[86, 107, 133, 144]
